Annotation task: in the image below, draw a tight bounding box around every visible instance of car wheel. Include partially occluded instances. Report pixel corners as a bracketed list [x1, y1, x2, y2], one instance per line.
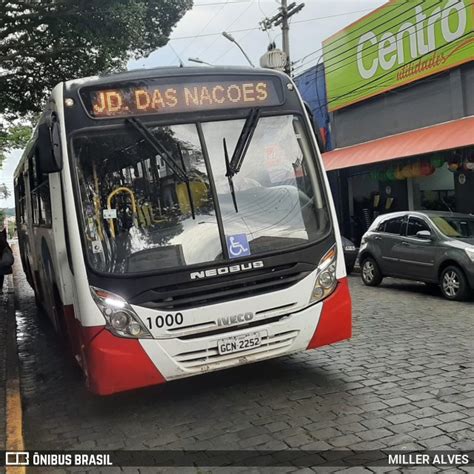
[361, 257, 383, 286]
[440, 266, 470, 301]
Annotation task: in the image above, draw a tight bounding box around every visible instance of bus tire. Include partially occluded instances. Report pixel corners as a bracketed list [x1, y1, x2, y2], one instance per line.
[361, 257, 383, 287]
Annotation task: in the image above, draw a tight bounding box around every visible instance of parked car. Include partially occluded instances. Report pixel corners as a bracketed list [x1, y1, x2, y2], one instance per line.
[358, 211, 474, 301]
[342, 236, 358, 274]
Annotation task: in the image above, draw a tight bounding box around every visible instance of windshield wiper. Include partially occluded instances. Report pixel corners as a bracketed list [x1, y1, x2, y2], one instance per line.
[223, 137, 238, 213]
[223, 108, 260, 213]
[126, 117, 195, 220]
[226, 108, 261, 178]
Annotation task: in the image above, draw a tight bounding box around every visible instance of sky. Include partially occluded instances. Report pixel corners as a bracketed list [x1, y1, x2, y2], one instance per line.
[0, 0, 387, 208]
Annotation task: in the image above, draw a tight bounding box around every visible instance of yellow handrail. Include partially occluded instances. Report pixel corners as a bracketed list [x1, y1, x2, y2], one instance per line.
[106, 187, 138, 238]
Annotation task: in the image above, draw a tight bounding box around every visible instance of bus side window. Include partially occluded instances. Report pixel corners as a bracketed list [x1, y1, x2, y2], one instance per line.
[15, 174, 27, 224]
[31, 146, 53, 228]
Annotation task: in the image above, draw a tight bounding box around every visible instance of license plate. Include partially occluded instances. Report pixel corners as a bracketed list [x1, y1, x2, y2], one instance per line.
[217, 331, 264, 355]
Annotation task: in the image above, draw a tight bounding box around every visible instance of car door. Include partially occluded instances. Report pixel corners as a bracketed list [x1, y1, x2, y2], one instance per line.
[393, 216, 437, 281]
[378, 215, 407, 275]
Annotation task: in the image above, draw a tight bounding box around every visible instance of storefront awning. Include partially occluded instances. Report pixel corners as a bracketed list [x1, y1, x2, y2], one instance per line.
[322, 116, 474, 171]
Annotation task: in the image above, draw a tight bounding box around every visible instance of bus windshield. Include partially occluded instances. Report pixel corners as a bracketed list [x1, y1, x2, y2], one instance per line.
[72, 114, 329, 274]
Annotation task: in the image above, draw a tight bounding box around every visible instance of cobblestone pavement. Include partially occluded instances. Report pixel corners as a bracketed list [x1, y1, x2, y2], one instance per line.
[10, 260, 474, 473]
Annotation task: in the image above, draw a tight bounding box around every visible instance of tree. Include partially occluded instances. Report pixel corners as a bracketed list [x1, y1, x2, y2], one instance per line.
[0, 183, 11, 200]
[0, 0, 193, 119]
[0, 124, 32, 167]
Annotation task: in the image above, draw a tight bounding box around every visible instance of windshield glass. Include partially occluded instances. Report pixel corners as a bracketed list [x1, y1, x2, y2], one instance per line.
[202, 115, 329, 256]
[72, 114, 329, 274]
[432, 216, 474, 238]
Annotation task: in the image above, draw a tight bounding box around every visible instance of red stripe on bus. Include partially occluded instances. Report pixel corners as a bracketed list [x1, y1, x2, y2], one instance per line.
[307, 277, 352, 349]
[83, 329, 166, 395]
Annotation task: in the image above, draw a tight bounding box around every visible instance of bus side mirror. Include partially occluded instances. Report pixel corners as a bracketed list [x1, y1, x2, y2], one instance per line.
[37, 117, 63, 173]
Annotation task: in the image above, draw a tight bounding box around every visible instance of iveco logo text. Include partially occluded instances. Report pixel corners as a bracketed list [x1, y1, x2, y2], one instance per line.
[217, 312, 254, 327]
[190, 261, 264, 280]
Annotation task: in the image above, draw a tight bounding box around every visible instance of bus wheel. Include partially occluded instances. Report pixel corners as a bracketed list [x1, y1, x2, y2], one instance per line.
[361, 257, 383, 287]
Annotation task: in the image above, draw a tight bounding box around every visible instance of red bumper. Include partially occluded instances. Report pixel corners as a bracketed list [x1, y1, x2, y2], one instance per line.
[83, 328, 166, 395]
[307, 277, 352, 349]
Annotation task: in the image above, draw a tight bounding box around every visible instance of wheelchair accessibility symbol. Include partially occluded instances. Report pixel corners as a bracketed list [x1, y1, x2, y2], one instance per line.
[226, 234, 251, 259]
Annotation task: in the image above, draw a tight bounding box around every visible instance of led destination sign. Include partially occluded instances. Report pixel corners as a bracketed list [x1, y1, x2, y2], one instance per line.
[82, 78, 282, 118]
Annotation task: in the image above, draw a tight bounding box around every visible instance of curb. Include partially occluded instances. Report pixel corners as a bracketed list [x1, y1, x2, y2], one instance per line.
[5, 267, 26, 474]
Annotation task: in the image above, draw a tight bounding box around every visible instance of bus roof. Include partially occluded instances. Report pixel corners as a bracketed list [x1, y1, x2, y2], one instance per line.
[64, 66, 288, 90]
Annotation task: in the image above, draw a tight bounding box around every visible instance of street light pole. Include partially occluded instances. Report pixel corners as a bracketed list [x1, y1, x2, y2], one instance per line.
[222, 31, 255, 68]
[188, 57, 213, 66]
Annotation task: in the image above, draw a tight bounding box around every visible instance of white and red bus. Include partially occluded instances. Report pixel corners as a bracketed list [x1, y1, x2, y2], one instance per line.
[14, 67, 351, 395]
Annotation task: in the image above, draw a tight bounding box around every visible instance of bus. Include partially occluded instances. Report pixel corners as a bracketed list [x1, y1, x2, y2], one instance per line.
[14, 67, 351, 395]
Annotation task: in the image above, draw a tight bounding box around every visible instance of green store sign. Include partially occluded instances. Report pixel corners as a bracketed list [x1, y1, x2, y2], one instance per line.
[323, 0, 474, 112]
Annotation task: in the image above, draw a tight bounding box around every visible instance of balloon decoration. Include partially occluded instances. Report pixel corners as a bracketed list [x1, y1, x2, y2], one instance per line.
[394, 167, 404, 180]
[447, 158, 461, 172]
[367, 151, 474, 181]
[463, 160, 474, 172]
[368, 154, 449, 182]
[420, 162, 435, 176]
[431, 156, 445, 168]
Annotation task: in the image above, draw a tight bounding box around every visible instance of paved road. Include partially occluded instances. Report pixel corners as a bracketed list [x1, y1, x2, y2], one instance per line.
[11, 261, 474, 473]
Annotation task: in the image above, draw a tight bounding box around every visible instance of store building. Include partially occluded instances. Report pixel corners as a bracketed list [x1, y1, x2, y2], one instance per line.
[312, 0, 474, 244]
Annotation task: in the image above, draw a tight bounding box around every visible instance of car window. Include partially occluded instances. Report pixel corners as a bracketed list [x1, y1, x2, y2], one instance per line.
[375, 221, 385, 232]
[384, 216, 405, 235]
[406, 217, 430, 237]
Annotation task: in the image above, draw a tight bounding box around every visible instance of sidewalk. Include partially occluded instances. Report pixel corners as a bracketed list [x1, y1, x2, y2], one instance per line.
[1, 247, 25, 472]
[1, 273, 14, 450]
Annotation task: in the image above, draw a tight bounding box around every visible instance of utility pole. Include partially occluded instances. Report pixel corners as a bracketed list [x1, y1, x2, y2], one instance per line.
[260, 1, 304, 75]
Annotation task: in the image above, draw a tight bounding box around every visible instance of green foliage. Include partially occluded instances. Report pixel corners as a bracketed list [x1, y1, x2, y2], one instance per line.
[0, 0, 193, 118]
[0, 124, 32, 167]
[8, 219, 16, 239]
[0, 183, 11, 200]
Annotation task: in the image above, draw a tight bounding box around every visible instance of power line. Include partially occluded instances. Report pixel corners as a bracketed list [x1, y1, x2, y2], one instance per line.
[293, 0, 421, 68]
[177, 0, 232, 60]
[294, 1, 472, 76]
[194, 0, 250, 5]
[168, 9, 379, 42]
[195, 0, 255, 61]
[326, 30, 473, 109]
[315, 2, 473, 84]
[214, 27, 257, 63]
[324, 0, 468, 71]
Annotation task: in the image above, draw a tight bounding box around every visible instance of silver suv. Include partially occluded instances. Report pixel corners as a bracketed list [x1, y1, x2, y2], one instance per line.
[359, 211, 474, 301]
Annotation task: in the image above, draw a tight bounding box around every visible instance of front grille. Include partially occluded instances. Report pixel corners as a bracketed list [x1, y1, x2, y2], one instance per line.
[133, 263, 313, 311]
[175, 313, 291, 340]
[174, 329, 299, 371]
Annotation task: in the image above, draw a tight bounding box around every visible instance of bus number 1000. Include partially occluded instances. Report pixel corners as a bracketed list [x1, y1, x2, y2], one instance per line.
[146, 313, 184, 330]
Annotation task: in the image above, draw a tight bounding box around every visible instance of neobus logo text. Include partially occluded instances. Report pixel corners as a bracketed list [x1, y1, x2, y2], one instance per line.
[190, 261, 264, 280]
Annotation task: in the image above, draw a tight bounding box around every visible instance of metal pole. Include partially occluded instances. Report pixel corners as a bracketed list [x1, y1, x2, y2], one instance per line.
[222, 32, 255, 67]
[235, 42, 255, 68]
[281, 0, 290, 75]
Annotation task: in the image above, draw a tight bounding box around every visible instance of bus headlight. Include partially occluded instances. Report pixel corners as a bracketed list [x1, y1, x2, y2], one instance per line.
[90, 287, 152, 339]
[310, 244, 338, 304]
